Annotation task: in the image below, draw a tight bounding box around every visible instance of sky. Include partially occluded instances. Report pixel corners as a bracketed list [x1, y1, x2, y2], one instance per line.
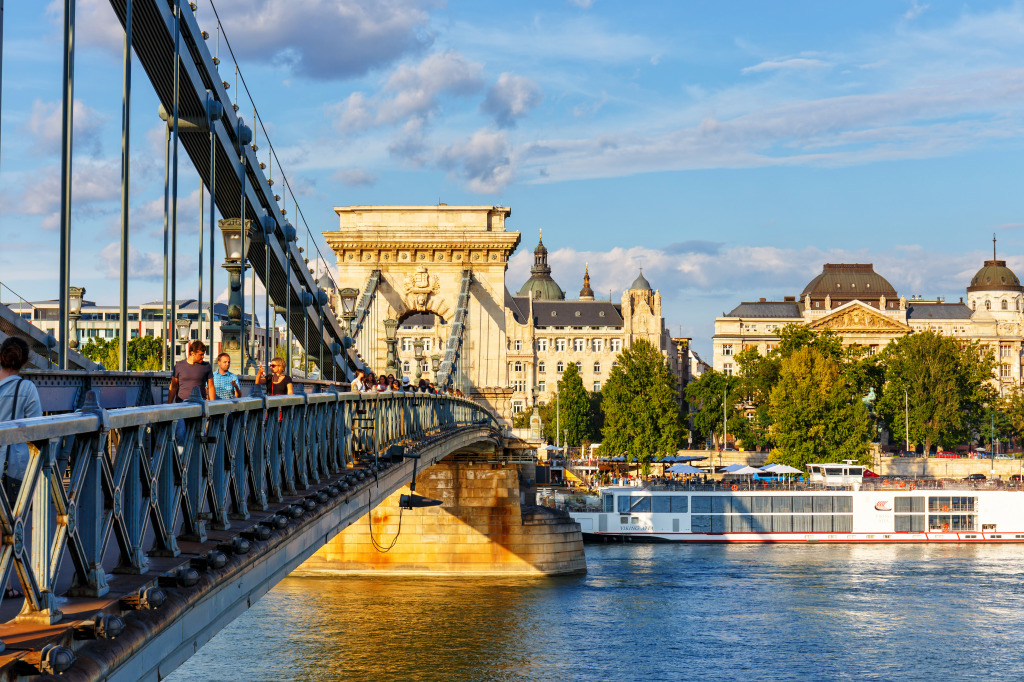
[2, 0, 1024, 358]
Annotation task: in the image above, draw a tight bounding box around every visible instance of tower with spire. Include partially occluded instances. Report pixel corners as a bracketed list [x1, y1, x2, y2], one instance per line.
[579, 264, 594, 301]
[516, 230, 565, 300]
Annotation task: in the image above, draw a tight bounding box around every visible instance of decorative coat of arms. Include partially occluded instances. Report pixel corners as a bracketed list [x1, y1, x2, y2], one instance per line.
[403, 266, 441, 309]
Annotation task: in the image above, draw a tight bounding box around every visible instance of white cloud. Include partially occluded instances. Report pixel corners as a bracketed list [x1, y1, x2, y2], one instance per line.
[481, 73, 543, 128]
[57, 0, 433, 81]
[905, 1, 930, 21]
[332, 168, 378, 187]
[741, 58, 832, 75]
[333, 51, 485, 134]
[440, 128, 514, 193]
[98, 243, 172, 281]
[17, 160, 122, 229]
[24, 99, 108, 157]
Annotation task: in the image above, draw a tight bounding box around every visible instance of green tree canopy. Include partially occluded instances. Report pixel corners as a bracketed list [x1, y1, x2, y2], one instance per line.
[684, 369, 742, 449]
[767, 346, 872, 470]
[539, 362, 591, 446]
[81, 336, 166, 371]
[601, 339, 685, 462]
[876, 331, 995, 454]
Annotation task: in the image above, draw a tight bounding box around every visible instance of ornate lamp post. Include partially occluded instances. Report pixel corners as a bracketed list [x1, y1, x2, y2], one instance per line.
[413, 339, 425, 383]
[219, 218, 251, 373]
[338, 287, 358, 333]
[430, 352, 442, 379]
[175, 318, 192, 358]
[383, 318, 399, 372]
[68, 286, 85, 350]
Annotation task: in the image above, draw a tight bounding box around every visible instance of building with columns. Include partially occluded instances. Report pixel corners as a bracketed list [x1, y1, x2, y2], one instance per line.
[505, 234, 686, 416]
[712, 254, 1024, 394]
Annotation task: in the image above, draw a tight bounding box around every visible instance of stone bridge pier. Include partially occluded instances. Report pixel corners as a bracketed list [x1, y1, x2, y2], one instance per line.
[296, 457, 586, 576]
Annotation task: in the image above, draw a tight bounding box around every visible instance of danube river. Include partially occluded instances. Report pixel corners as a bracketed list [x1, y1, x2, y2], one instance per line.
[172, 543, 1024, 680]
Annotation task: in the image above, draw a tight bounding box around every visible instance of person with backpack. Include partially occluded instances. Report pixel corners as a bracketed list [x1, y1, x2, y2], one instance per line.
[0, 338, 42, 506]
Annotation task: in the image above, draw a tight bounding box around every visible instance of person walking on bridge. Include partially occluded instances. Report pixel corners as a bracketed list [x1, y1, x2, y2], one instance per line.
[168, 340, 215, 445]
[212, 352, 242, 399]
[0, 337, 42, 508]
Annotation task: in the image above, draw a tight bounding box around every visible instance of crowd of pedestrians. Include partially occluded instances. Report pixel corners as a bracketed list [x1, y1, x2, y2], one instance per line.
[349, 367, 465, 397]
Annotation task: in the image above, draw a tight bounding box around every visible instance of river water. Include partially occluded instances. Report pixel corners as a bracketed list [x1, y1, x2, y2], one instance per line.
[172, 543, 1024, 681]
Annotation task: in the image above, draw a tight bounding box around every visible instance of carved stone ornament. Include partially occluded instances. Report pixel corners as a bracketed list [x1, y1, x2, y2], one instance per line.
[403, 265, 441, 309]
[808, 303, 911, 333]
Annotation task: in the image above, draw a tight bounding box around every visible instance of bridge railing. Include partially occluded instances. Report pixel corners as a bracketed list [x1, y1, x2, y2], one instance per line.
[0, 390, 498, 625]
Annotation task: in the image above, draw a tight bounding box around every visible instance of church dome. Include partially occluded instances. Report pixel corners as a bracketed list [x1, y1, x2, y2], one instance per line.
[801, 263, 897, 300]
[967, 260, 1023, 292]
[517, 232, 565, 300]
[630, 270, 652, 291]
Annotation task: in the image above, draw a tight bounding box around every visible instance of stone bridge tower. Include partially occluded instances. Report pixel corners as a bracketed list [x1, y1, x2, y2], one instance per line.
[324, 206, 521, 422]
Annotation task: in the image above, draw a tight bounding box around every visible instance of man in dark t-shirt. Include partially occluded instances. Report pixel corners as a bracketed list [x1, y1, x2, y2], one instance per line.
[169, 340, 216, 403]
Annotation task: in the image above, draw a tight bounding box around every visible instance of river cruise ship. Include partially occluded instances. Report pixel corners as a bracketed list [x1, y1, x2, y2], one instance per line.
[569, 463, 1024, 543]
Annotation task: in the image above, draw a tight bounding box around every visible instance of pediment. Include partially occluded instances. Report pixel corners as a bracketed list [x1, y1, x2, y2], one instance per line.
[808, 301, 911, 334]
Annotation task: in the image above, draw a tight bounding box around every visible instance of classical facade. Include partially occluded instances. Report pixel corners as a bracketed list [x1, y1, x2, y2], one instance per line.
[713, 256, 1024, 394]
[505, 235, 686, 416]
[324, 207, 688, 424]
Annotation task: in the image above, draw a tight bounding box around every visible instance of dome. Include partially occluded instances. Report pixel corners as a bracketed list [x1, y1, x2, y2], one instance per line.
[801, 264, 896, 300]
[579, 265, 594, 301]
[517, 231, 565, 300]
[967, 260, 1023, 292]
[630, 270, 652, 291]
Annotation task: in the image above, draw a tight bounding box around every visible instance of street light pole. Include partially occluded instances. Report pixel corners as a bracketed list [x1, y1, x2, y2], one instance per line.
[904, 387, 909, 453]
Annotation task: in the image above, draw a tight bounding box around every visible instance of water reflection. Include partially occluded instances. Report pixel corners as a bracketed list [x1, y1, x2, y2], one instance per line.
[173, 544, 1024, 681]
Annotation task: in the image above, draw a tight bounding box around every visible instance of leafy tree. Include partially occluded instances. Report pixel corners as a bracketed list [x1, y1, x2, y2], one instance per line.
[601, 339, 686, 464]
[587, 390, 605, 443]
[81, 337, 119, 369]
[998, 386, 1024, 449]
[685, 369, 742, 449]
[81, 336, 166, 371]
[876, 331, 994, 454]
[539, 363, 591, 446]
[767, 346, 872, 470]
[512, 409, 532, 429]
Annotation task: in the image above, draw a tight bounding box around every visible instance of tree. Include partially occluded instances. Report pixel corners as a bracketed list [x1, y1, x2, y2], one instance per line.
[767, 346, 872, 470]
[998, 385, 1024, 449]
[81, 336, 166, 371]
[876, 331, 994, 454]
[601, 339, 685, 465]
[539, 363, 591, 446]
[684, 369, 742, 449]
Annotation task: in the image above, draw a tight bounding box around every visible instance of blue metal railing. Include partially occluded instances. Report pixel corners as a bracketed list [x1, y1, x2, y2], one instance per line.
[0, 389, 498, 624]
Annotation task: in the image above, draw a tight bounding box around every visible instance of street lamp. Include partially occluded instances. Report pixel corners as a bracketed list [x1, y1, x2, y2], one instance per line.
[413, 339, 425, 383]
[68, 286, 85, 350]
[175, 318, 192, 356]
[383, 318, 399, 372]
[219, 218, 252, 372]
[430, 352, 441, 376]
[338, 287, 358, 332]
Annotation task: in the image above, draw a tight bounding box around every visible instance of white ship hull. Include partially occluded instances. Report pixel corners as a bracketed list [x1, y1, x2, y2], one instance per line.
[569, 486, 1024, 543]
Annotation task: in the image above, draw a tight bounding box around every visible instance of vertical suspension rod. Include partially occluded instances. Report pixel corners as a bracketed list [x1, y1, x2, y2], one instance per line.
[118, 0, 132, 371]
[57, 0, 76, 369]
[169, 0, 181, 358]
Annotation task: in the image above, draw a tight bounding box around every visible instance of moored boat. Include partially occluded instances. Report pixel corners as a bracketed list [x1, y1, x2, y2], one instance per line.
[568, 463, 1024, 543]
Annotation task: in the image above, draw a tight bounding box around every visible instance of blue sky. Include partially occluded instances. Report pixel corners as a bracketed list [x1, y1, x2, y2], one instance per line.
[2, 1, 1024, 357]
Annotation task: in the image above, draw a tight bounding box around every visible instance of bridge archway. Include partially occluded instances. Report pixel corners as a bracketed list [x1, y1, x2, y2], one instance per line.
[324, 206, 521, 421]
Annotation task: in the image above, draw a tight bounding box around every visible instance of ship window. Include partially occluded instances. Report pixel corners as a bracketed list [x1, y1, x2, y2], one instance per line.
[617, 496, 630, 513]
[929, 515, 975, 531]
[671, 496, 688, 513]
[652, 496, 671, 514]
[712, 496, 731, 514]
[772, 515, 792, 532]
[833, 515, 853, 533]
[752, 515, 772, 533]
[813, 515, 833, 532]
[895, 515, 925, 532]
[691, 496, 711, 514]
[792, 515, 813, 532]
[813, 496, 833, 513]
[711, 516, 727, 534]
[628, 495, 651, 513]
[929, 496, 976, 513]
[691, 515, 711, 532]
[895, 497, 924, 513]
[603, 494, 615, 512]
[772, 496, 793, 513]
[834, 496, 853, 513]
[792, 496, 813, 514]
[752, 497, 772, 513]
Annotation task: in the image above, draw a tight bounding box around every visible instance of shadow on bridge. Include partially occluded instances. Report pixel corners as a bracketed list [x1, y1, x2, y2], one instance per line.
[0, 390, 499, 679]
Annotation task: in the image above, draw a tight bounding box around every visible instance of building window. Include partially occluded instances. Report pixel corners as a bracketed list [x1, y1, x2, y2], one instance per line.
[537, 339, 548, 351]
[722, 344, 733, 356]
[512, 401, 525, 414]
[986, 300, 992, 310]
[593, 381, 601, 392]
[538, 361, 546, 373]
[573, 339, 585, 352]
[514, 339, 522, 351]
[423, 338, 432, 352]
[538, 381, 546, 393]
[723, 363, 733, 376]
[1001, 345, 1011, 358]
[556, 361, 565, 373]
[401, 338, 413, 352]
[513, 361, 523, 372]
[593, 339, 604, 352]
[514, 380, 526, 392]
[402, 361, 410, 373]
[593, 361, 601, 373]
[869, 345, 879, 356]
[576, 362, 582, 372]
[556, 339, 566, 352]
[611, 339, 622, 352]
[1001, 364, 1011, 378]
[1002, 300, 1009, 310]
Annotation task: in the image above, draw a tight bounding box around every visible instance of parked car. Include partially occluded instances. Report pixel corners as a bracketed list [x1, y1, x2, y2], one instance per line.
[936, 451, 958, 459]
[1009, 474, 1023, 483]
[964, 473, 987, 481]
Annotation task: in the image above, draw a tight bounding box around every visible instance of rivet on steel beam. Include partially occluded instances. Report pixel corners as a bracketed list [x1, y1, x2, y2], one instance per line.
[302, 498, 316, 511]
[245, 525, 272, 541]
[265, 514, 288, 530]
[201, 30, 209, 39]
[39, 644, 76, 675]
[288, 505, 305, 519]
[159, 566, 200, 588]
[204, 550, 228, 570]
[121, 586, 166, 611]
[94, 613, 126, 640]
[229, 537, 252, 554]
[315, 491, 330, 504]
